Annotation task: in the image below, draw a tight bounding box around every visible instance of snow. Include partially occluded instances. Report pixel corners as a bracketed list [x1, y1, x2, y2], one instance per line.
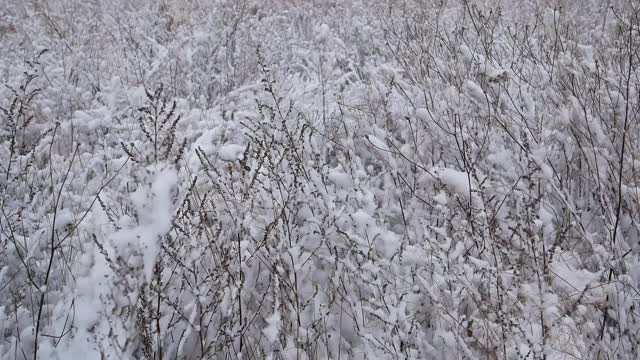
[317, 23, 331, 42]
[328, 168, 352, 189]
[262, 310, 281, 343]
[351, 209, 372, 230]
[433, 192, 448, 205]
[463, 80, 490, 104]
[416, 107, 430, 122]
[366, 134, 389, 153]
[551, 259, 599, 292]
[2, 1, 639, 359]
[217, 143, 245, 161]
[431, 166, 474, 198]
[116, 166, 178, 282]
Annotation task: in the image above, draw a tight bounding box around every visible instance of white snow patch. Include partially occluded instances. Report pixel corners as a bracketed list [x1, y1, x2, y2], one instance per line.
[317, 23, 331, 42]
[143, 167, 177, 281]
[432, 166, 474, 198]
[377, 230, 401, 258]
[218, 143, 245, 161]
[433, 192, 448, 206]
[416, 108, 430, 122]
[463, 80, 490, 104]
[551, 260, 599, 292]
[367, 134, 389, 153]
[328, 169, 352, 189]
[262, 310, 281, 343]
[114, 167, 178, 283]
[351, 209, 372, 230]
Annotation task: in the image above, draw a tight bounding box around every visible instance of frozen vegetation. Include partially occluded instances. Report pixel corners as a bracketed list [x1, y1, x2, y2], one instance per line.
[0, 0, 639, 359]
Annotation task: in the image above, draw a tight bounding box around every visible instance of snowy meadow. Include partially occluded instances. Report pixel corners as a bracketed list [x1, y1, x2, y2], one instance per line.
[1, 0, 639, 359]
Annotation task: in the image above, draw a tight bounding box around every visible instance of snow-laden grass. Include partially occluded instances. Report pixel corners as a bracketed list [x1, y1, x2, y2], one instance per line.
[1, 0, 639, 359]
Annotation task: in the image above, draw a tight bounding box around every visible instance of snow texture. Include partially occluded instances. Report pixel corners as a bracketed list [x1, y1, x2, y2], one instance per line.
[1, 1, 639, 359]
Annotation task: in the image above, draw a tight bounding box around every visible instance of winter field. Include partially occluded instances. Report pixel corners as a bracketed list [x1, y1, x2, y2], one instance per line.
[0, 0, 639, 359]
